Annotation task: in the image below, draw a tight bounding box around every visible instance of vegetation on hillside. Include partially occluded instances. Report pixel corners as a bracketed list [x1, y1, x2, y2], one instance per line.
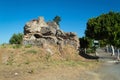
[0, 44, 85, 65]
[9, 33, 23, 44]
[0, 44, 99, 80]
[53, 16, 61, 26]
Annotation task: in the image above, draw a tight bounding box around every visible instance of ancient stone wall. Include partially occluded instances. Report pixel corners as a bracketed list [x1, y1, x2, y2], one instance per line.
[23, 17, 80, 50]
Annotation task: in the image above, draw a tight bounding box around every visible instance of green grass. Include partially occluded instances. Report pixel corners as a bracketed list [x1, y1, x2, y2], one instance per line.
[86, 48, 95, 53]
[24, 49, 37, 54]
[12, 44, 22, 49]
[24, 44, 32, 48]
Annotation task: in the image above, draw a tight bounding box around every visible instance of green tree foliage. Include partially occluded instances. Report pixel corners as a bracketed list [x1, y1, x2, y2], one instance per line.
[79, 37, 89, 48]
[9, 33, 23, 44]
[53, 16, 61, 25]
[79, 37, 95, 53]
[85, 11, 120, 46]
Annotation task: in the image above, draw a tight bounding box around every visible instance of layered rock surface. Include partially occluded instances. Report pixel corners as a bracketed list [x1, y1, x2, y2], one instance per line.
[23, 17, 79, 50]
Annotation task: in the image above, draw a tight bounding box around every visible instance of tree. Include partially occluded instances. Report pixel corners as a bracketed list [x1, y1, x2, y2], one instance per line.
[85, 11, 120, 43]
[79, 37, 93, 54]
[85, 11, 120, 57]
[79, 37, 90, 49]
[53, 16, 61, 25]
[113, 31, 120, 59]
[9, 33, 23, 44]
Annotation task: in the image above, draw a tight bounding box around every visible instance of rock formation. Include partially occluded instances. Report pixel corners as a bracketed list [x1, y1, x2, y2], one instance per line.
[23, 17, 79, 50]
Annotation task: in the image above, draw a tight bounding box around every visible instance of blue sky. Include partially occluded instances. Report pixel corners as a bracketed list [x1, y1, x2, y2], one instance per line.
[0, 0, 120, 44]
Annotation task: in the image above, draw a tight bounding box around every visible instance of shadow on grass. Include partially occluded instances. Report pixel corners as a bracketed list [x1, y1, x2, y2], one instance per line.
[79, 50, 99, 59]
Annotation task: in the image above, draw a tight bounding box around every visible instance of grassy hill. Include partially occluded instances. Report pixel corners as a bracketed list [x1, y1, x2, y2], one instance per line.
[0, 44, 99, 80]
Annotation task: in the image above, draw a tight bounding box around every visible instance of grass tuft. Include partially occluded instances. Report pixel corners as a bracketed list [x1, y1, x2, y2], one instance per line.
[24, 44, 32, 48]
[24, 49, 37, 54]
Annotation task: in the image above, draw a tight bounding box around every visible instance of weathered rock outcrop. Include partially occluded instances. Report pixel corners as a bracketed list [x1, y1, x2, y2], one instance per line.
[23, 17, 79, 50]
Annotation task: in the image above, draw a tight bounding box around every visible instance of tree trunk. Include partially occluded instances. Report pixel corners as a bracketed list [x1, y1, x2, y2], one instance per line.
[84, 48, 86, 54]
[117, 49, 120, 60]
[106, 45, 109, 53]
[111, 45, 115, 56]
[95, 51, 98, 56]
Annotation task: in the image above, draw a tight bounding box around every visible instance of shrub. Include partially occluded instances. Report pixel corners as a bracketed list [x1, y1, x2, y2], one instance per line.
[9, 33, 23, 44]
[53, 15, 61, 26]
[86, 48, 95, 53]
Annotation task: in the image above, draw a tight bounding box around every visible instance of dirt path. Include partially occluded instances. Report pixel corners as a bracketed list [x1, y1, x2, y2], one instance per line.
[95, 48, 120, 80]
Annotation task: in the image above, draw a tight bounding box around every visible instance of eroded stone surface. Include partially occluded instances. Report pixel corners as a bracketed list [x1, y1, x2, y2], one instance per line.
[23, 17, 80, 50]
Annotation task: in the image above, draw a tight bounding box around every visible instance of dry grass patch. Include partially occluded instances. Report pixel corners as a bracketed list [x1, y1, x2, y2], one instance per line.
[0, 44, 98, 66]
[0, 44, 100, 80]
